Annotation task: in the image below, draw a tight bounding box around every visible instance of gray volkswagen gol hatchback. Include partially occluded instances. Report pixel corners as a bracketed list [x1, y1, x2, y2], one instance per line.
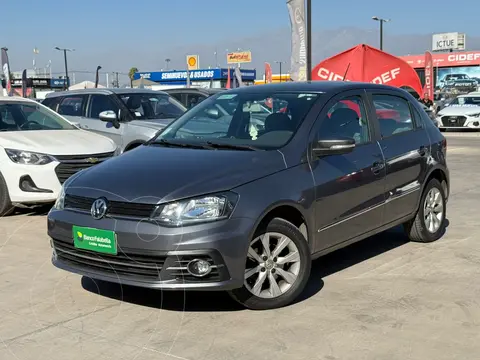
[48, 82, 449, 310]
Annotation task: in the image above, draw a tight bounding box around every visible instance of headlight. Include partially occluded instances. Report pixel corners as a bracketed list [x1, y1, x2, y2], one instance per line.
[54, 184, 66, 210]
[5, 148, 55, 165]
[468, 113, 480, 118]
[151, 192, 238, 226]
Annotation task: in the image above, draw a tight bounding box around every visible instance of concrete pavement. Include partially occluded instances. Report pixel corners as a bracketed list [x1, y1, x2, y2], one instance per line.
[1, 133, 479, 360]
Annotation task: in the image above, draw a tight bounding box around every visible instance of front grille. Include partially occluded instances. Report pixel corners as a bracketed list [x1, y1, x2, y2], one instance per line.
[442, 116, 466, 127]
[64, 194, 156, 218]
[54, 151, 114, 184]
[53, 239, 166, 280]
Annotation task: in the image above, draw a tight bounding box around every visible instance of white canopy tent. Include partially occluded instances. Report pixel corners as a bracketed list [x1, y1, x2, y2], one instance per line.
[69, 81, 105, 90]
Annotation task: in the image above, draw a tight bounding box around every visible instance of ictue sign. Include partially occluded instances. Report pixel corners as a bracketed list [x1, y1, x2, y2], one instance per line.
[432, 32, 465, 52]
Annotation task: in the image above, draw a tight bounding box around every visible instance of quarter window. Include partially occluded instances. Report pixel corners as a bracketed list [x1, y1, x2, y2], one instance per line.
[319, 96, 370, 145]
[372, 94, 414, 138]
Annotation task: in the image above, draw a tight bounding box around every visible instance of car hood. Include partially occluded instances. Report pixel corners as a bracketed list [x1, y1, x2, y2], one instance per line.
[438, 105, 480, 116]
[67, 145, 287, 204]
[0, 129, 116, 155]
[130, 118, 176, 130]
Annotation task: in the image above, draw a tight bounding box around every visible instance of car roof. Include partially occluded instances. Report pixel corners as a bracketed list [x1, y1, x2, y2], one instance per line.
[0, 96, 38, 103]
[459, 92, 480, 97]
[218, 81, 409, 95]
[45, 87, 168, 98]
[165, 88, 225, 95]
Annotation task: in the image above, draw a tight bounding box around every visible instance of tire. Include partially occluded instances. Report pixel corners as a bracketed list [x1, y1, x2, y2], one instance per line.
[0, 172, 14, 217]
[228, 217, 311, 310]
[404, 178, 446, 243]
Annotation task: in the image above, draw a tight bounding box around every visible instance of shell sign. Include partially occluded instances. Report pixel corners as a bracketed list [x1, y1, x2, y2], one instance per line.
[227, 51, 252, 64]
[186, 55, 199, 70]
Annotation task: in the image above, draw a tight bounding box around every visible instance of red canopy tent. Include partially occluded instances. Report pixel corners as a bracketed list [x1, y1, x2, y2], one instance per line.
[312, 44, 423, 97]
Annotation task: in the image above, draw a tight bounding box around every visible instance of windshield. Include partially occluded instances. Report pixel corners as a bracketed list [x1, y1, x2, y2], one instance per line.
[151, 91, 320, 150]
[118, 93, 186, 120]
[0, 102, 77, 132]
[446, 74, 469, 80]
[449, 96, 480, 106]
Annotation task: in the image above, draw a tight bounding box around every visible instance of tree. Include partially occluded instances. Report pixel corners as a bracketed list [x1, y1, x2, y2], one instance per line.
[128, 67, 138, 88]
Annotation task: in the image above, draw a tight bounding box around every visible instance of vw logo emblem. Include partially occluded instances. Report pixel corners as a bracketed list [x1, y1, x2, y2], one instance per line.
[91, 198, 108, 220]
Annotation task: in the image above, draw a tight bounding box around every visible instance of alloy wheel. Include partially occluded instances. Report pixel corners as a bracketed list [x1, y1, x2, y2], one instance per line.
[424, 187, 444, 233]
[244, 232, 301, 299]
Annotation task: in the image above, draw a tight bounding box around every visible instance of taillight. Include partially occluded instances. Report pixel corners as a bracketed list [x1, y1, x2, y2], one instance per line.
[442, 138, 447, 152]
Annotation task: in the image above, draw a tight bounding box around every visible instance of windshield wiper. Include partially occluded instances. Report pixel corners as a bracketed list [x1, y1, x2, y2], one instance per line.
[205, 141, 259, 151]
[151, 139, 212, 149]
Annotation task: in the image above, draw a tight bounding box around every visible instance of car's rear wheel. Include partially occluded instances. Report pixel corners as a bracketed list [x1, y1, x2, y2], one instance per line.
[0, 173, 14, 217]
[404, 178, 446, 243]
[228, 218, 311, 310]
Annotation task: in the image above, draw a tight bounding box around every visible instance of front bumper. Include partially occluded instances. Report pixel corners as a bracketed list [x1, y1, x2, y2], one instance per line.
[437, 115, 480, 129]
[2, 161, 61, 203]
[48, 209, 255, 291]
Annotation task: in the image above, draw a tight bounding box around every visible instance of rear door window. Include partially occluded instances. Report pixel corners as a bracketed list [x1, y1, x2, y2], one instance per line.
[57, 95, 88, 117]
[372, 94, 414, 138]
[42, 96, 62, 112]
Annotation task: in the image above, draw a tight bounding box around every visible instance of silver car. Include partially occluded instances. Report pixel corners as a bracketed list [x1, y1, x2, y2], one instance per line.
[43, 88, 187, 152]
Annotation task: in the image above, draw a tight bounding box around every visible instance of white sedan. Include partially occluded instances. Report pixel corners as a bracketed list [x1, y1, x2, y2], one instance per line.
[0, 97, 117, 215]
[436, 94, 480, 130]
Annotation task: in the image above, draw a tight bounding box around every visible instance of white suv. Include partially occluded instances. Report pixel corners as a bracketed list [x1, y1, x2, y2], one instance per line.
[436, 94, 480, 130]
[0, 97, 117, 215]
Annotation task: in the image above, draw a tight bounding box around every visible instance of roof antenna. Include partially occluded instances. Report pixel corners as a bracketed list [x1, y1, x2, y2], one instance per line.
[342, 63, 350, 81]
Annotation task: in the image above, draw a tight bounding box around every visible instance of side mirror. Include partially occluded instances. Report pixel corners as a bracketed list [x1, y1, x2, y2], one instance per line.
[205, 108, 221, 119]
[312, 137, 355, 157]
[99, 110, 120, 129]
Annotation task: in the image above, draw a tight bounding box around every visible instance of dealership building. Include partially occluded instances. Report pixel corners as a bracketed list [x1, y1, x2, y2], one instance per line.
[134, 68, 257, 89]
[399, 50, 480, 88]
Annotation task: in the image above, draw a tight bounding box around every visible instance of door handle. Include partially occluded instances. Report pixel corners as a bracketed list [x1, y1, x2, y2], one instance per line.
[419, 146, 427, 156]
[371, 161, 385, 175]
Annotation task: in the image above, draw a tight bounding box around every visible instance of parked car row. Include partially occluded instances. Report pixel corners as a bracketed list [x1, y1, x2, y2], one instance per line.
[44, 82, 449, 310]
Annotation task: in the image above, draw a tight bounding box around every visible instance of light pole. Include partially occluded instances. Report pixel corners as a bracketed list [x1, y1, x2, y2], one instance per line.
[275, 61, 285, 83]
[55, 47, 74, 90]
[165, 58, 171, 70]
[372, 16, 390, 51]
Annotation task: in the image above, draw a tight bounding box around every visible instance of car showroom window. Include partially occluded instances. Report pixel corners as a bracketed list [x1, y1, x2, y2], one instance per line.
[57, 95, 87, 117]
[89, 95, 120, 119]
[320, 96, 370, 145]
[372, 94, 414, 138]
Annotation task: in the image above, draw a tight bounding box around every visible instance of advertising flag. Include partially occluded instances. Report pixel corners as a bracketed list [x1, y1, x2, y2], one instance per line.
[234, 67, 244, 87]
[226, 67, 231, 89]
[21, 69, 27, 97]
[1, 48, 12, 96]
[265, 62, 273, 83]
[286, 0, 307, 81]
[424, 51, 434, 100]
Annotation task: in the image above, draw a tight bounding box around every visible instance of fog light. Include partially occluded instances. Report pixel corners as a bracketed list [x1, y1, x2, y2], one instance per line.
[473, 121, 479, 127]
[186, 259, 212, 277]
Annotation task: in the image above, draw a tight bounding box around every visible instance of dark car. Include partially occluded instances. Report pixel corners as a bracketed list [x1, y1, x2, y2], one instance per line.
[165, 88, 225, 109]
[440, 74, 478, 93]
[48, 82, 449, 310]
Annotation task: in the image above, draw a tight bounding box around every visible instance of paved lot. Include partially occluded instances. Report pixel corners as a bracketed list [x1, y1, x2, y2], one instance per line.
[1, 134, 480, 360]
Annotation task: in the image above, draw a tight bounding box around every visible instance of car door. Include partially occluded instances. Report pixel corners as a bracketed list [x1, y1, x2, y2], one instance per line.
[367, 90, 431, 223]
[84, 94, 125, 148]
[309, 90, 386, 252]
[56, 95, 88, 125]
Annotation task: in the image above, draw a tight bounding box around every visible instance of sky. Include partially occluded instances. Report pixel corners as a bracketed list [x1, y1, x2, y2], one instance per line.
[3, 0, 480, 84]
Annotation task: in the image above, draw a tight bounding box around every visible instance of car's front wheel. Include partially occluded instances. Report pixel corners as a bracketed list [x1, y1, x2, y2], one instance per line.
[228, 218, 311, 310]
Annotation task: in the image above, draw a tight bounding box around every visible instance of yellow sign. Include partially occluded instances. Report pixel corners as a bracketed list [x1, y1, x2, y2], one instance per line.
[186, 55, 199, 70]
[227, 51, 252, 64]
